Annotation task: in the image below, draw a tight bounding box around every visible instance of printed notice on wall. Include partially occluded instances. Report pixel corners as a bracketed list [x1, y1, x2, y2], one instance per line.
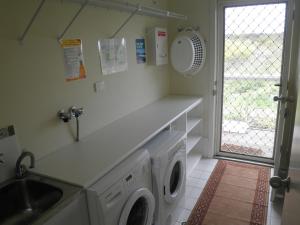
[98, 38, 128, 75]
[61, 39, 87, 81]
[135, 38, 146, 64]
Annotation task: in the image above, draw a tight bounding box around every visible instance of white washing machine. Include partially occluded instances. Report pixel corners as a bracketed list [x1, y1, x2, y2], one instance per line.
[87, 149, 155, 225]
[144, 130, 187, 225]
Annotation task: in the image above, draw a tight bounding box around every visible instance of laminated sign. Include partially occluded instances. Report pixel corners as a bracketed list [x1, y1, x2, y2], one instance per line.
[136, 38, 146, 64]
[61, 39, 87, 81]
[98, 38, 128, 75]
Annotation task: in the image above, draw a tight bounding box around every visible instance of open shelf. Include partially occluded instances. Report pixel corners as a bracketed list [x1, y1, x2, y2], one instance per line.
[187, 118, 202, 133]
[187, 148, 202, 176]
[144, 130, 186, 154]
[185, 99, 203, 176]
[187, 135, 202, 154]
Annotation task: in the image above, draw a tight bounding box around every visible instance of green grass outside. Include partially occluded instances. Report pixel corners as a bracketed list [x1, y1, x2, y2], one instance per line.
[224, 34, 283, 76]
[222, 34, 283, 130]
[223, 80, 279, 129]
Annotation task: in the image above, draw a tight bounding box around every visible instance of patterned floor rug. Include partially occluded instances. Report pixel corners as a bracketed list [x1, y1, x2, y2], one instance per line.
[186, 160, 270, 225]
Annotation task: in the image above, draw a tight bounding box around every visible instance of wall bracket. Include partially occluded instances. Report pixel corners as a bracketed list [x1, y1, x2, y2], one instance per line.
[57, 0, 89, 41]
[19, 0, 47, 44]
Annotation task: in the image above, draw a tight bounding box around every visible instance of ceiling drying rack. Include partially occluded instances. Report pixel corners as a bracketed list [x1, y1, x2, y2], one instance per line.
[19, 0, 187, 43]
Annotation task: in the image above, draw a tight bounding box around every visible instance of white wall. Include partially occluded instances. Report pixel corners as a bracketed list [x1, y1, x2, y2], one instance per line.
[168, 0, 214, 156]
[0, 0, 170, 159]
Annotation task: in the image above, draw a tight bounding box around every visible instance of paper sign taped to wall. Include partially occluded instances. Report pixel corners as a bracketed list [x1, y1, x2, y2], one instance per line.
[61, 39, 87, 81]
[98, 38, 128, 75]
[136, 39, 146, 64]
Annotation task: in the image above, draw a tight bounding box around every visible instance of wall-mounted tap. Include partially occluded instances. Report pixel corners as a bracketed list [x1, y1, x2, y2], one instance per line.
[70, 106, 84, 142]
[57, 109, 72, 123]
[70, 106, 84, 118]
[15, 151, 35, 179]
[57, 106, 84, 142]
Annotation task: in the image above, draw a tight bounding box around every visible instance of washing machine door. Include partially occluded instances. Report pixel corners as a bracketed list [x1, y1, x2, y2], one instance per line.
[163, 152, 186, 204]
[119, 188, 155, 225]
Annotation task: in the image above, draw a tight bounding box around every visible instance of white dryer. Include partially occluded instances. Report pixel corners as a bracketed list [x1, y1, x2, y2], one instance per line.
[144, 130, 186, 225]
[87, 149, 155, 225]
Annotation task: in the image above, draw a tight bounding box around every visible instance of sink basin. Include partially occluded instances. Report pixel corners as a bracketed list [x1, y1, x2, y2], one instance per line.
[0, 179, 63, 225]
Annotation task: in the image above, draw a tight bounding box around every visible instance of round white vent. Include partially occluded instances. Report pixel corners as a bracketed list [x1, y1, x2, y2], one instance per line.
[170, 31, 206, 76]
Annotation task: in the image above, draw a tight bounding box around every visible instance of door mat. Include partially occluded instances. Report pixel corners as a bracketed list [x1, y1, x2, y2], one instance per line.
[221, 143, 265, 157]
[187, 160, 270, 225]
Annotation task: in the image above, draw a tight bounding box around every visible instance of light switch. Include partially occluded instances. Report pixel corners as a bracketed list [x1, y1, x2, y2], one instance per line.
[94, 81, 105, 93]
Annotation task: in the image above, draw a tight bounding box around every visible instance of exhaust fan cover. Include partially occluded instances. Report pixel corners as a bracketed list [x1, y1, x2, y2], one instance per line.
[171, 31, 206, 76]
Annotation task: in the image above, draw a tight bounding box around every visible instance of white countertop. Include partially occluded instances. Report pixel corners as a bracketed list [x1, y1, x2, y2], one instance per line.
[32, 95, 202, 187]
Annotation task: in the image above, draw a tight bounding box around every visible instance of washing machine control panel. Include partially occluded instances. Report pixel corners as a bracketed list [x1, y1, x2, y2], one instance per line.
[125, 158, 151, 191]
[124, 170, 136, 190]
[125, 173, 135, 186]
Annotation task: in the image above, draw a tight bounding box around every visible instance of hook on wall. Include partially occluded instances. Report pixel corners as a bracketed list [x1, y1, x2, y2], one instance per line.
[177, 25, 200, 33]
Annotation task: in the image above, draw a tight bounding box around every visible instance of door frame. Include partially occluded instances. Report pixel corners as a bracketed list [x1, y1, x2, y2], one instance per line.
[211, 0, 295, 164]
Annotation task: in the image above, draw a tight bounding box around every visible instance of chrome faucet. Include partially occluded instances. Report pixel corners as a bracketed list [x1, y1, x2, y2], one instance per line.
[57, 106, 84, 123]
[70, 106, 84, 118]
[0, 152, 4, 164]
[57, 106, 84, 141]
[16, 151, 35, 178]
[70, 106, 84, 142]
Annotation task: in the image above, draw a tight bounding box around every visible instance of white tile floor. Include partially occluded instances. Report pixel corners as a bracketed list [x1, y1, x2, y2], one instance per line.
[174, 158, 284, 225]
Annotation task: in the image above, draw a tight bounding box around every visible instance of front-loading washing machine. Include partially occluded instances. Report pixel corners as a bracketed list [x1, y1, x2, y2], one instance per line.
[87, 149, 155, 225]
[144, 130, 186, 225]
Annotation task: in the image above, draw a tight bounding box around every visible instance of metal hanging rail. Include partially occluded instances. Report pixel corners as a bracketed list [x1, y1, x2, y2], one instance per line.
[19, 0, 47, 44]
[57, 0, 187, 40]
[67, 0, 187, 19]
[69, 0, 187, 19]
[19, 0, 187, 43]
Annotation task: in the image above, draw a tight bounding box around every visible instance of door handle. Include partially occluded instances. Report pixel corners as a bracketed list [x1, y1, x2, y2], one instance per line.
[0, 152, 4, 164]
[269, 176, 290, 192]
[273, 96, 294, 103]
[274, 83, 282, 87]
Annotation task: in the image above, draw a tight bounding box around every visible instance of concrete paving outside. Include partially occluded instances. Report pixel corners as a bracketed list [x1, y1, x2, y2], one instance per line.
[221, 128, 275, 158]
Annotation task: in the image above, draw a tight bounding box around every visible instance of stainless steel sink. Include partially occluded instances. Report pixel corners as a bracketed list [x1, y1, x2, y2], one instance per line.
[0, 178, 63, 225]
